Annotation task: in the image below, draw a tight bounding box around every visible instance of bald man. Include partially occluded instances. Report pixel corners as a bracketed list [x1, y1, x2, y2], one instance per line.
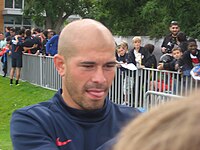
[10, 19, 140, 150]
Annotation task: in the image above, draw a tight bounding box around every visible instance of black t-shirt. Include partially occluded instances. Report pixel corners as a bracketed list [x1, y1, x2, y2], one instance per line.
[23, 36, 38, 54]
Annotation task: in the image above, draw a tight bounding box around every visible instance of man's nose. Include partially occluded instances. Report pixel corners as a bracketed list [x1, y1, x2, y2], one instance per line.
[91, 68, 106, 83]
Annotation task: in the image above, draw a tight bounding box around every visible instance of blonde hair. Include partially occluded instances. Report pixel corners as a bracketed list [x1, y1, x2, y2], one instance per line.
[113, 92, 200, 150]
[119, 40, 128, 52]
[132, 36, 141, 43]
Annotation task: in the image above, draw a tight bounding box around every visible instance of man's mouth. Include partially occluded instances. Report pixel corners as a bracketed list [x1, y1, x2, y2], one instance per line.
[86, 89, 106, 99]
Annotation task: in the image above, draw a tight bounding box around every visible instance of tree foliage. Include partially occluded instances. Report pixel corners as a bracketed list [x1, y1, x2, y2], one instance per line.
[24, 0, 94, 33]
[24, 0, 200, 40]
[89, 0, 200, 40]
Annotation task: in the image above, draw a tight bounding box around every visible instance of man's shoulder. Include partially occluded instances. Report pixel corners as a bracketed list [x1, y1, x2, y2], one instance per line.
[14, 99, 55, 116]
[164, 33, 172, 38]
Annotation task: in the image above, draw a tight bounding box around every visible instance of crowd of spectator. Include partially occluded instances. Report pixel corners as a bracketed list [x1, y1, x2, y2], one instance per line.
[0, 26, 59, 85]
[1, 21, 200, 86]
[115, 21, 200, 104]
[116, 21, 200, 76]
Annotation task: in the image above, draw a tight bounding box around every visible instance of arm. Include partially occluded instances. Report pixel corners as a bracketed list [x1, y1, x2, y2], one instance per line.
[10, 110, 59, 150]
[23, 44, 38, 53]
[161, 36, 168, 54]
[163, 60, 177, 71]
[157, 59, 176, 71]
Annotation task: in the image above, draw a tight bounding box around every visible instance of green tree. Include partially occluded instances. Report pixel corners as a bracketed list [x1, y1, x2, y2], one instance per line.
[89, 0, 200, 40]
[24, 0, 94, 32]
[90, 0, 149, 36]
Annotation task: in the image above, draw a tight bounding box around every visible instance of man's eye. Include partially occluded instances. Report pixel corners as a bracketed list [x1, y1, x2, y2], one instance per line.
[105, 64, 116, 69]
[82, 65, 94, 68]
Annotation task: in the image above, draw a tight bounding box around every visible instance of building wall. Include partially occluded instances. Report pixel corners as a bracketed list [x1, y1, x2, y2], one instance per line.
[0, 0, 4, 32]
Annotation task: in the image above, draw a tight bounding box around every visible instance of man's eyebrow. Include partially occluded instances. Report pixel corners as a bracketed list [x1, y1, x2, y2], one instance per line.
[79, 61, 95, 65]
[106, 61, 118, 65]
[79, 61, 117, 65]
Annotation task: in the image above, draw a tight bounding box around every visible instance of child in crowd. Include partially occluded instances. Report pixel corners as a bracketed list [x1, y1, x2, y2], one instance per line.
[155, 47, 182, 93]
[116, 41, 129, 66]
[178, 38, 200, 76]
[127, 36, 151, 106]
[116, 41, 132, 105]
[128, 36, 150, 68]
[144, 44, 157, 68]
[158, 47, 183, 71]
[143, 44, 158, 92]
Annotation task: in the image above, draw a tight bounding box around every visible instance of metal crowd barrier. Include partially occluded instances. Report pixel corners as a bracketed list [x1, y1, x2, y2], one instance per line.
[144, 91, 183, 111]
[1, 54, 199, 110]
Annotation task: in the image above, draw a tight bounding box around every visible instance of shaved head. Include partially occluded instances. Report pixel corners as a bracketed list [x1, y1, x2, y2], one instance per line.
[58, 19, 115, 59]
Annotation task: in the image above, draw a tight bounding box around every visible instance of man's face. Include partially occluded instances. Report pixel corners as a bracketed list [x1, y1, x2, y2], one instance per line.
[188, 42, 198, 55]
[172, 50, 182, 59]
[62, 45, 116, 110]
[169, 25, 180, 36]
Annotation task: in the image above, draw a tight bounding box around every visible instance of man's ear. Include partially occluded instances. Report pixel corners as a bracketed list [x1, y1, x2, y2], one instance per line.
[54, 54, 65, 77]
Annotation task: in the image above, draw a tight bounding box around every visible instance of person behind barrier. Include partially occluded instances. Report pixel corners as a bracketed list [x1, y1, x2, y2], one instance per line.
[46, 33, 59, 56]
[144, 44, 157, 69]
[178, 38, 200, 76]
[113, 92, 200, 150]
[116, 42, 129, 71]
[116, 42, 130, 105]
[41, 30, 55, 56]
[9, 27, 16, 38]
[0, 36, 11, 77]
[10, 19, 141, 150]
[128, 36, 150, 68]
[5, 26, 11, 38]
[23, 29, 39, 55]
[161, 21, 180, 54]
[127, 36, 151, 106]
[176, 31, 188, 53]
[158, 47, 182, 71]
[0, 31, 7, 51]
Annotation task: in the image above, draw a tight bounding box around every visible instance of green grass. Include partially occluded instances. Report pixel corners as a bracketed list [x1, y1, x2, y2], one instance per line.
[0, 76, 55, 150]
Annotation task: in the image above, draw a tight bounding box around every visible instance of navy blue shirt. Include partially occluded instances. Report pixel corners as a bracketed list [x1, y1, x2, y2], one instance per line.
[11, 37, 24, 58]
[10, 89, 140, 150]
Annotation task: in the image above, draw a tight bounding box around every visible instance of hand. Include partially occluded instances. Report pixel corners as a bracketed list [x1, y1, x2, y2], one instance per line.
[140, 65, 145, 69]
[161, 47, 166, 53]
[175, 64, 179, 70]
[35, 50, 40, 56]
[116, 64, 121, 68]
[157, 63, 164, 70]
[33, 44, 38, 48]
